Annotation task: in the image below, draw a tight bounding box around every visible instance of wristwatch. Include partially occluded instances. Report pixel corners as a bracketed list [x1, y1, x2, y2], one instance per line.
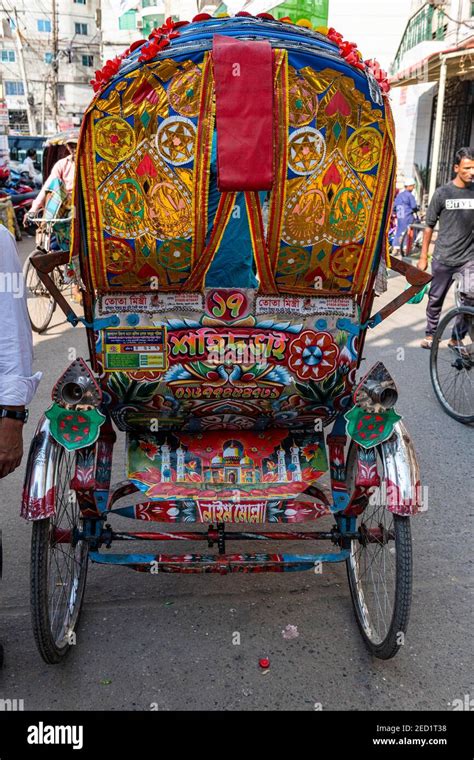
[0, 407, 29, 423]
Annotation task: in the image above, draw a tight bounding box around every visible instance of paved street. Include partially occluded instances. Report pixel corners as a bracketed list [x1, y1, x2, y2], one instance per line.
[0, 238, 472, 711]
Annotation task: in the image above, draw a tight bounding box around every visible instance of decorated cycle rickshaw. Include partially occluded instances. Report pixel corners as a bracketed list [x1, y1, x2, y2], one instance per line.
[22, 14, 432, 664]
[24, 131, 79, 333]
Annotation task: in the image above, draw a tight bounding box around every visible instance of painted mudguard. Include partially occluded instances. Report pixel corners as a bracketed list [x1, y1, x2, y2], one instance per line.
[380, 421, 425, 516]
[21, 416, 62, 521]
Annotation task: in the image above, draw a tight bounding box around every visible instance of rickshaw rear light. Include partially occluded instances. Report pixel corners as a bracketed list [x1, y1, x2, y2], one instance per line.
[362, 380, 398, 410]
[353, 362, 398, 412]
[52, 358, 102, 410]
[61, 380, 87, 405]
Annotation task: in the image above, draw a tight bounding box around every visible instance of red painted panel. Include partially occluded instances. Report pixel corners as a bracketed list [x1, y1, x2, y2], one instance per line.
[213, 35, 274, 191]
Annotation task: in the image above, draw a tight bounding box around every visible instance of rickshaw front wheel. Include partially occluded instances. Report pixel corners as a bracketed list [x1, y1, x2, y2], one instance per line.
[345, 444, 413, 660]
[30, 447, 89, 664]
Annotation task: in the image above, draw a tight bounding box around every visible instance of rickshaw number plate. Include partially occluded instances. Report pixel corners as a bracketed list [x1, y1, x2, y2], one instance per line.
[103, 327, 168, 372]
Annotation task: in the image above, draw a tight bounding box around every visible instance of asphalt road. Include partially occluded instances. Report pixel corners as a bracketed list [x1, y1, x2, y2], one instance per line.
[0, 238, 472, 711]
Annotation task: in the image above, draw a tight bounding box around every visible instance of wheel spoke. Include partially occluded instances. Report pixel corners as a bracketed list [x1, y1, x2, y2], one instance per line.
[346, 445, 411, 654]
[36, 448, 89, 652]
[431, 307, 474, 421]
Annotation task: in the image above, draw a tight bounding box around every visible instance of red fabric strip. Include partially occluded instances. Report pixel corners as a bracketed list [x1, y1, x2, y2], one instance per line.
[213, 34, 274, 191]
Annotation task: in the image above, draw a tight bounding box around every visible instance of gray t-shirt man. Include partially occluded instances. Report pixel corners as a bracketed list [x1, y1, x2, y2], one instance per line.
[425, 181, 474, 266]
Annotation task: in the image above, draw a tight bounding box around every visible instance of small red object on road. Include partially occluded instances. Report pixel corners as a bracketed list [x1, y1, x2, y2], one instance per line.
[259, 657, 270, 669]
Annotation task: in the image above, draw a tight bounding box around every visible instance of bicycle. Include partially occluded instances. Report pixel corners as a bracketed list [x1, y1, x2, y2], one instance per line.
[430, 296, 474, 424]
[23, 214, 74, 333]
[400, 219, 427, 258]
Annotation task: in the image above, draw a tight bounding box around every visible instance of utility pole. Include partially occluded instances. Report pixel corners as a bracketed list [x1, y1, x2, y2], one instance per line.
[96, 0, 103, 64]
[41, 78, 47, 135]
[0, 73, 10, 170]
[51, 0, 59, 131]
[13, 10, 37, 135]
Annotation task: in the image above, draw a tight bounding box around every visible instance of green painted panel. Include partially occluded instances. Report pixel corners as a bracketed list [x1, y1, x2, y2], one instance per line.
[270, 0, 329, 25]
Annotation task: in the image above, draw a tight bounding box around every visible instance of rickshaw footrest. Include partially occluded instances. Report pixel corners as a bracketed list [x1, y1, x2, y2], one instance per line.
[89, 550, 349, 573]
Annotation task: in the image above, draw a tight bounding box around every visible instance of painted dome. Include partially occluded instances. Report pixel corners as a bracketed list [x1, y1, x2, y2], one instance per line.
[211, 455, 223, 465]
[223, 444, 240, 458]
[240, 456, 254, 466]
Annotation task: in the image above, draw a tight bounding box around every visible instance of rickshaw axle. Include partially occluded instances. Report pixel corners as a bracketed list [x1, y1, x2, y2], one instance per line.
[97, 526, 348, 545]
[52, 525, 394, 549]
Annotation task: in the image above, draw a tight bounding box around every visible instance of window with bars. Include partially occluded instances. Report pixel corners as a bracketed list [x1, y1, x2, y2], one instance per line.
[391, 4, 447, 73]
[1, 50, 15, 62]
[74, 22, 88, 35]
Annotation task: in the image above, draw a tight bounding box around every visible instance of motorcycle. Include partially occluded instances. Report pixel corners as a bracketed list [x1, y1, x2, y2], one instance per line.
[0, 165, 38, 236]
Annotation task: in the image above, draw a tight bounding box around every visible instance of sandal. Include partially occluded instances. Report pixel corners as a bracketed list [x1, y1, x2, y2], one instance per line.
[448, 339, 469, 356]
[420, 336, 433, 349]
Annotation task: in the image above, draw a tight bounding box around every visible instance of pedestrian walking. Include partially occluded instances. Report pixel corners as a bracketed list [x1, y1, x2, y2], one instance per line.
[392, 177, 418, 254]
[418, 147, 474, 349]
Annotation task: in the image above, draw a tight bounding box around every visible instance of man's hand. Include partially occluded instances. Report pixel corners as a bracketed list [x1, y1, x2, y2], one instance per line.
[0, 418, 24, 478]
[418, 227, 433, 271]
[417, 255, 429, 272]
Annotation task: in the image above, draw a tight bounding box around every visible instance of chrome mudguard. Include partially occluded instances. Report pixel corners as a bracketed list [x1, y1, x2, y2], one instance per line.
[21, 416, 62, 521]
[379, 421, 426, 516]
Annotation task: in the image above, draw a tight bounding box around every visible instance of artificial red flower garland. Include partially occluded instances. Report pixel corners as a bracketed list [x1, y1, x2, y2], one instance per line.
[90, 16, 186, 92]
[364, 59, 391, 94]
[90, 17, 390, 96]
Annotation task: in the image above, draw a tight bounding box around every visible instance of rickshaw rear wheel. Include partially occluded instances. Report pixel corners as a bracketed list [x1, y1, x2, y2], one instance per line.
[30, 448, 89, 664]
[345, 444, 413, 660]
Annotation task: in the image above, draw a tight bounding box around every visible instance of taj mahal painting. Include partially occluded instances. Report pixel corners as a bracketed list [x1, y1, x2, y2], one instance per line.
[127, 430, 328, 491]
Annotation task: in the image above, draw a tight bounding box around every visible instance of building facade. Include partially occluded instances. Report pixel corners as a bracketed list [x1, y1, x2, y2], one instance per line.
[101, 0, 215, 61]
[101, 0, 328, 61]
[0, 0, 101, 135]
[390, 0, 474, 195]
[1, 0, 330, 136]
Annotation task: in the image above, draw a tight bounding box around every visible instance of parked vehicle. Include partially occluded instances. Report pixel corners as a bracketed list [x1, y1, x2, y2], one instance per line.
[430, 291, 474, 423]
[0, 165, 37, 236]
[22, 15, 432, 664]
[8, 135, 45, 169]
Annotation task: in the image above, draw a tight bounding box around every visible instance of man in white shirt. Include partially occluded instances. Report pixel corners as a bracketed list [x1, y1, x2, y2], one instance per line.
[0, 224, 42, 477]
[20, 149, 42, 185]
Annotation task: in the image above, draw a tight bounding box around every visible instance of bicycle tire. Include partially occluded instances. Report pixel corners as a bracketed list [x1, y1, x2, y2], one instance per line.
[30, 447, 89, 664]
[430, 305, 474, 424]
[23, 257, 56, 333]
[345, 445, 413, 660]
[399, 228, 411, 257]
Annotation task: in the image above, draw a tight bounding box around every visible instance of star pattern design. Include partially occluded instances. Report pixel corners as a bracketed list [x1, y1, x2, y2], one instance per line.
[95, 117, 135, 162]
[289, 128, 326, 175]
[156, 117, 196, 165]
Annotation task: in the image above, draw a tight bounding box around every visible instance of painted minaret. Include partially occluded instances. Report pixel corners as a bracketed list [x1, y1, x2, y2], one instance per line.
[277, 446, 287, 482]
[176, 445, 185, 482]
[290, 442, 302, 481]
[161, 441, 171, 482]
